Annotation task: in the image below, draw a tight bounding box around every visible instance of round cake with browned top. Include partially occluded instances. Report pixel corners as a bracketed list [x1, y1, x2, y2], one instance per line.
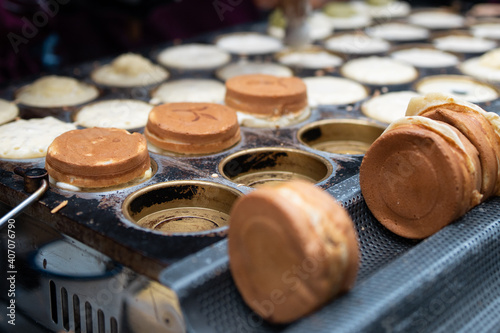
[420, 108, 499, 199]
[229, 180, 359, 324]
[225, 74, 308, 127]
[360, 116, 483, 239]
[46, 127, 150, 189]
[145, 102, 240, 155]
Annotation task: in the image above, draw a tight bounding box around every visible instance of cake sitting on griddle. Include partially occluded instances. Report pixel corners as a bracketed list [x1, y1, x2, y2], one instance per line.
[0, 117, 76, 159]
[224, 74, 310, 128]
[91, 53, 168, 87]
[16, 76, 99, 108]
[46, 127, 151, 190]
[0, 99, 19, 125]
[229, 180, 359, 324]
[145, 102, 240, 155]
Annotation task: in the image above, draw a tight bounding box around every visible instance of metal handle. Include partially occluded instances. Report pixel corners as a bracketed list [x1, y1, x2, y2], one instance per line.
[281, 0, 311, 48]
[0, 179, 49, 228]
[0, 168, 49, 229]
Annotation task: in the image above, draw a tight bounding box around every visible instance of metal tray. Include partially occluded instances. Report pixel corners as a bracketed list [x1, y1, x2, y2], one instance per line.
[0, 62, 366, 280]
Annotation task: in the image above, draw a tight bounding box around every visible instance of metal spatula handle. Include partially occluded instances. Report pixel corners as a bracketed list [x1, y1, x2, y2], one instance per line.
[0, 168, 49, 229]
[281, 0, 311, 48]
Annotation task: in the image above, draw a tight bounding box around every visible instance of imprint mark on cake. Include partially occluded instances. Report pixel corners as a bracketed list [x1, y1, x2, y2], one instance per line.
[172, 106, 217, 122]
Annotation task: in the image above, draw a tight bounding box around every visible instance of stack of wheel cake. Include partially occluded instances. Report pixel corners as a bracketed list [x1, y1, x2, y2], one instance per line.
[360, 92, 500, 239]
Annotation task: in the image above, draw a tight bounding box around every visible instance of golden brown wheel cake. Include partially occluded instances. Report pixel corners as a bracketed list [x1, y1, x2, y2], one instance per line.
[406, 92, 500, 196]
[360, 116, 483, 239]
[46, 127, 151, 189]
[145, 102, 240, 155]
[228, 180, 359, 324]
[224, 74, 309, 127]
[420, 108, 499, 199]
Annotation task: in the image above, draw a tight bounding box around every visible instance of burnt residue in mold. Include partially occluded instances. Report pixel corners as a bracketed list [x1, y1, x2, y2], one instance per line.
[223, 151, 287, 177]
[129, 184, 200, 215]
[301, 126, 322, 144]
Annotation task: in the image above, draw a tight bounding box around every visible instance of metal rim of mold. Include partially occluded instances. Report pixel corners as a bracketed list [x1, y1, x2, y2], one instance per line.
[297, 118, 386, 155]
[218, 147, 333, 187]
[122, 180, 243, 235]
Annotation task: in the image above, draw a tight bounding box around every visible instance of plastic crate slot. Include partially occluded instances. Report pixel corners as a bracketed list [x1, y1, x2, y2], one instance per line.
[61, 287, 69, 331]
[73, 295, 81, 333]
[49, 280, 58, 324]
[110, 316, 118, 333]
[97, 309, 105, 333]
[85, 301, 93, 333]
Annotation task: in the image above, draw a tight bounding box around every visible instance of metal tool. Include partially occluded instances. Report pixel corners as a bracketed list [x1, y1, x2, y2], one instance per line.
[0, 168, 49, 228]
[281, 0, 311, 48]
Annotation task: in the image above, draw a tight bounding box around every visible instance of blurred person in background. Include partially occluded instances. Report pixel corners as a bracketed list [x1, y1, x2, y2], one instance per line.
[0, 0, 266, 86]
[0, 0, 496, 87]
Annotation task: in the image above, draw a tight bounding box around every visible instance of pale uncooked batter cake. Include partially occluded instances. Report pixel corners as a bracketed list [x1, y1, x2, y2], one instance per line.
[459, 48, 500, 83]
[341, 56, 418, 85]
[303, 76, 368, 107]
[92, 53, 168, 87]
[390, 47, 459, 68]
[0, 117, 76, 159]
[324, 33, 390, 55]
[365, 22, 429, 42]
[215, 32, 283, 55]
[75, 99, 153, 129]
[470, 22, 500, 40]
[0, 99, 19, 125]
[352, 0, 411, 19]
[433, 35, 497, 54]
[277, 49, 343, 69]
[157, 43, 230, 70]
[216, 61, 293, 81]
[415, 75, 499, 103]
[151, 79, 226, 104]
[362, 91, 421, 124]
[408, 10, 464, 29]
[16, 76, 99, 108]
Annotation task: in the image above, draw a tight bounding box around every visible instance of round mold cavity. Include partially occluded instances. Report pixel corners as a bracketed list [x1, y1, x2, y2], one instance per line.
[297, 119, 385, 155]
[123, 180, 242, 234]
[218, 147, 332, 187]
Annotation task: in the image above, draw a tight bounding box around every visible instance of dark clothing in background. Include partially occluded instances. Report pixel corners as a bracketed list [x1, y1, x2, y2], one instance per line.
[0, 0, 261, 86]
[0, 0, 497, 86]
